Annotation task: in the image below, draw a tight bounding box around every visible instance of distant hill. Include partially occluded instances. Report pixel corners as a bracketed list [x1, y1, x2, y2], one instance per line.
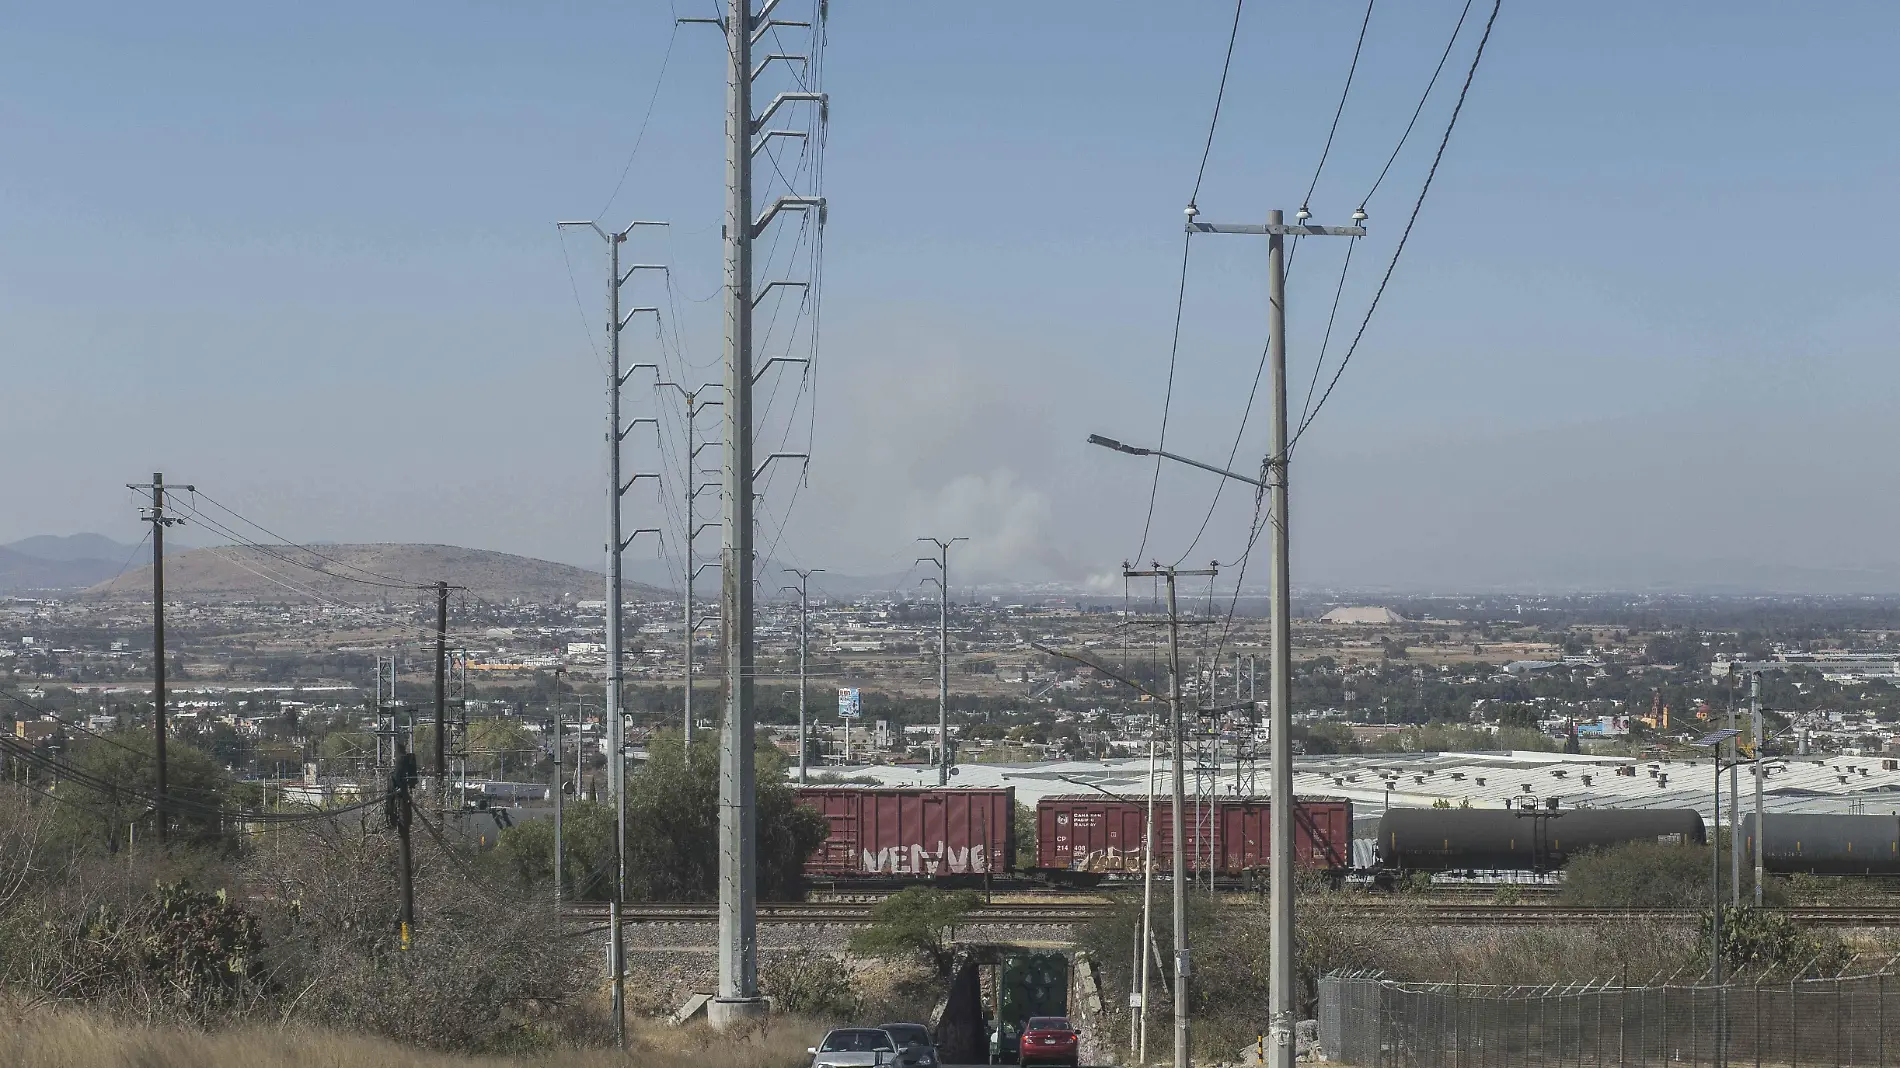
[82, 543, 671, 604]
[4, 533, 140, 562]
[0, 545, 129, 593]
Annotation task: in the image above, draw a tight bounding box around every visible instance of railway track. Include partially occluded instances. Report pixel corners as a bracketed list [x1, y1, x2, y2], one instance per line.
[565, 900, 1900, 928]
[564, 900, 1109, 924]
[1323, 904, 1900, 928]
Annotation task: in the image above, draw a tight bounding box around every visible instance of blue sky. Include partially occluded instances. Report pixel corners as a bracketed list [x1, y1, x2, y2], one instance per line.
[5, 2, 1898, 591]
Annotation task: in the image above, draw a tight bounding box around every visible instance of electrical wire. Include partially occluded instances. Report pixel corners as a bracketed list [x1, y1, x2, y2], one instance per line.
[0, 729, 386, 825]
[597, 22, 682, 221]
[1190, 0, 1247, 208]
[186, 490, 422, 589]
[1301, 0, 1378, 214]
[1361, 0, 1474, 211]
[1132, 233, 1194, 563]
[1296, 237, 1360, 432]
[1291, 0, 1503, 450]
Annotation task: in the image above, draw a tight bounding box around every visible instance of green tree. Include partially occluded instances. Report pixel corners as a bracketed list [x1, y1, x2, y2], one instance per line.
[492, 728, 825, 903]
[491, 798, 618, 900]
[847, 887, 982, 974]
[1014, 802, 1038, 869]
[50, 732, 231, 850]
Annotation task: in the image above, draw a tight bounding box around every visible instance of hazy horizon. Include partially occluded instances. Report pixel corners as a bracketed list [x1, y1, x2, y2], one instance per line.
[7, 3, 1899, 594]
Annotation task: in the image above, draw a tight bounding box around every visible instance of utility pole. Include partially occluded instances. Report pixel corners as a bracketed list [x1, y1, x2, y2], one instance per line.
[658, 381, 724, 750]
[130, 472, 191, 842]
[679, 0, 826, 1027]
[388, 742, 419, 951]
[1752, 671, 1764, 907]
[917, 537, 965, 785]
[1139, 710, 1158, 1064]
[1728, 699, 1741, 906]
[553, 665, 566, 908]
[782, 568, 824, 784]
[1124, 562, 1216, 1068]
[555, 217, 666, 1051]
[1186, 204, 1363, 1068]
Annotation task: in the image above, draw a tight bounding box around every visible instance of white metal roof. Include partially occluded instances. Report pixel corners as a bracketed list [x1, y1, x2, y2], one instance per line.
[826, 751, 1900, 823]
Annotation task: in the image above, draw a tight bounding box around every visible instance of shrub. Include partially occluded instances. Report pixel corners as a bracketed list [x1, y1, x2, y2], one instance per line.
[761, 950, 859, 1019]
[847, 887, 982, 975]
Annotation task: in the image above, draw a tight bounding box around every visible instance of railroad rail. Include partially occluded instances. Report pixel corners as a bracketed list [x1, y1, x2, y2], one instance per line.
[1321, 904, 1900, 928]
[564, 900, 1900, 928]
[564, 900, 1108, 924]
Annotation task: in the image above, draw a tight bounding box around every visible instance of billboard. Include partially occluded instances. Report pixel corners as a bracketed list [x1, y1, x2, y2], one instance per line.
[838, 687, 861, 719]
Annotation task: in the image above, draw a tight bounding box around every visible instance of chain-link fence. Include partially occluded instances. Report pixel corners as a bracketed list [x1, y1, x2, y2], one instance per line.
[1319, 970, 1900, 1067]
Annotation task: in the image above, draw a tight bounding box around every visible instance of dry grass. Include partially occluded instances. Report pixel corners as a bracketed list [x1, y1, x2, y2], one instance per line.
[0, 1003, 830, 1068]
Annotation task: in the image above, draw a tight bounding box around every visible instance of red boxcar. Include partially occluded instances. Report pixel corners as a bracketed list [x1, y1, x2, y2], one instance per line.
[796, 786, 1016, 878]
[1036, 796, 1353, 876]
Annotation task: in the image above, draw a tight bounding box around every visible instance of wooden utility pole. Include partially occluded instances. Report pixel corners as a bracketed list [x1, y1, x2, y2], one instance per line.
[130, 472, 191, 842]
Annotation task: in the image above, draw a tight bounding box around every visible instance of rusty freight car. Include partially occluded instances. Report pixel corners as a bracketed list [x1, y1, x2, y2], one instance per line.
[795, 786, 1016, 879]
[1035, 795, 1353, 882]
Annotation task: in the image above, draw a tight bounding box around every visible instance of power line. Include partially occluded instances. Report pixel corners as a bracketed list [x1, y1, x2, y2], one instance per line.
[1301, 0, 1378, 214]
[1296, 237, 1360, 431]
[1190, 0, 1247, 207]
[1291, 0, 1504, 450]
[1361, 0, 1475, 211]
[597, 22, 682, 220]
[1132, 233, 1194, 562]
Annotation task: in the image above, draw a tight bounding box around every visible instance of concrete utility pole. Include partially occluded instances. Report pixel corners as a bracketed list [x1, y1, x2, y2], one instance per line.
[1752, 671, 1764, 907]
[678, 0, 827, 1029]
[658, 381, 724, 750]
[917, 537, 966, 785]
[1729, 700, 1741, 906]
[1139, 710, 1159, 1063]
[553, 666, 565, 908]
[1124, 563, 1216, 1068]
[1185, 204, 1364, 1068]
[554, 217, 666, 1050]
[782, 569, 824, 784]
[130, 472, 191, 842]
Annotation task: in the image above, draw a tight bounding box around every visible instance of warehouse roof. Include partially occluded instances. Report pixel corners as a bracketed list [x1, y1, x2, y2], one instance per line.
[827, 750, 1900, 824]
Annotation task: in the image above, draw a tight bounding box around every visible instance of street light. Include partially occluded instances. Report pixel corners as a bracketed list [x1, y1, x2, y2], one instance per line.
[1087, 434, 1266, 489]
[1091, 431, 1284, 1068]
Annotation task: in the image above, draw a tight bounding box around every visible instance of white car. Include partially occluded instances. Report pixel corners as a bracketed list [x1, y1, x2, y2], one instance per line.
[810, 1028, 902, 1068]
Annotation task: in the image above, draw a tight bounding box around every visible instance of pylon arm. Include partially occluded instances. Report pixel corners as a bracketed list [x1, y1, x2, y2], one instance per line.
[619, 472, 661, 495]
[619, 528, 662, 553]
[750, 19, 811, 45]
[619, 264, 667, 287]
[751, 54, 806, 81]
[752, 280, 809, 308]
[753, 452, 808, 481]
[751, 195, 824, 238]
[620, 305, 660, 330]
[752, 130, 807, 155]
[752, 356, 809, 382]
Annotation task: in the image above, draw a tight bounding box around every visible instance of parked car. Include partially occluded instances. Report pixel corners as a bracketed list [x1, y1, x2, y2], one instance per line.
[879, 1022, 940, 1068]
[1016, 1016, 1080, 1068]
[809, 1028, 902, 1068]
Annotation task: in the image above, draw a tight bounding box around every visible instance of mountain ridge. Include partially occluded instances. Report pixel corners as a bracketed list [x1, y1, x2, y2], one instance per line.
[81, 542, 671, 604]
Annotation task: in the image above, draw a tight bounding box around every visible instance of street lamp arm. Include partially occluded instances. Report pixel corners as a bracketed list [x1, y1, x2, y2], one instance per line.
[1087, 433, 1265, 489]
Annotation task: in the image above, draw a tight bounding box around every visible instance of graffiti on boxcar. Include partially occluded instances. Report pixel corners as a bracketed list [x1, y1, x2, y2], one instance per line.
[861, 843, 991, 875]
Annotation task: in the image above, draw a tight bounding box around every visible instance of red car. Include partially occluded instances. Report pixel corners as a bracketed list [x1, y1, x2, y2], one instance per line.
[1017, 1016, 1080, 1068]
